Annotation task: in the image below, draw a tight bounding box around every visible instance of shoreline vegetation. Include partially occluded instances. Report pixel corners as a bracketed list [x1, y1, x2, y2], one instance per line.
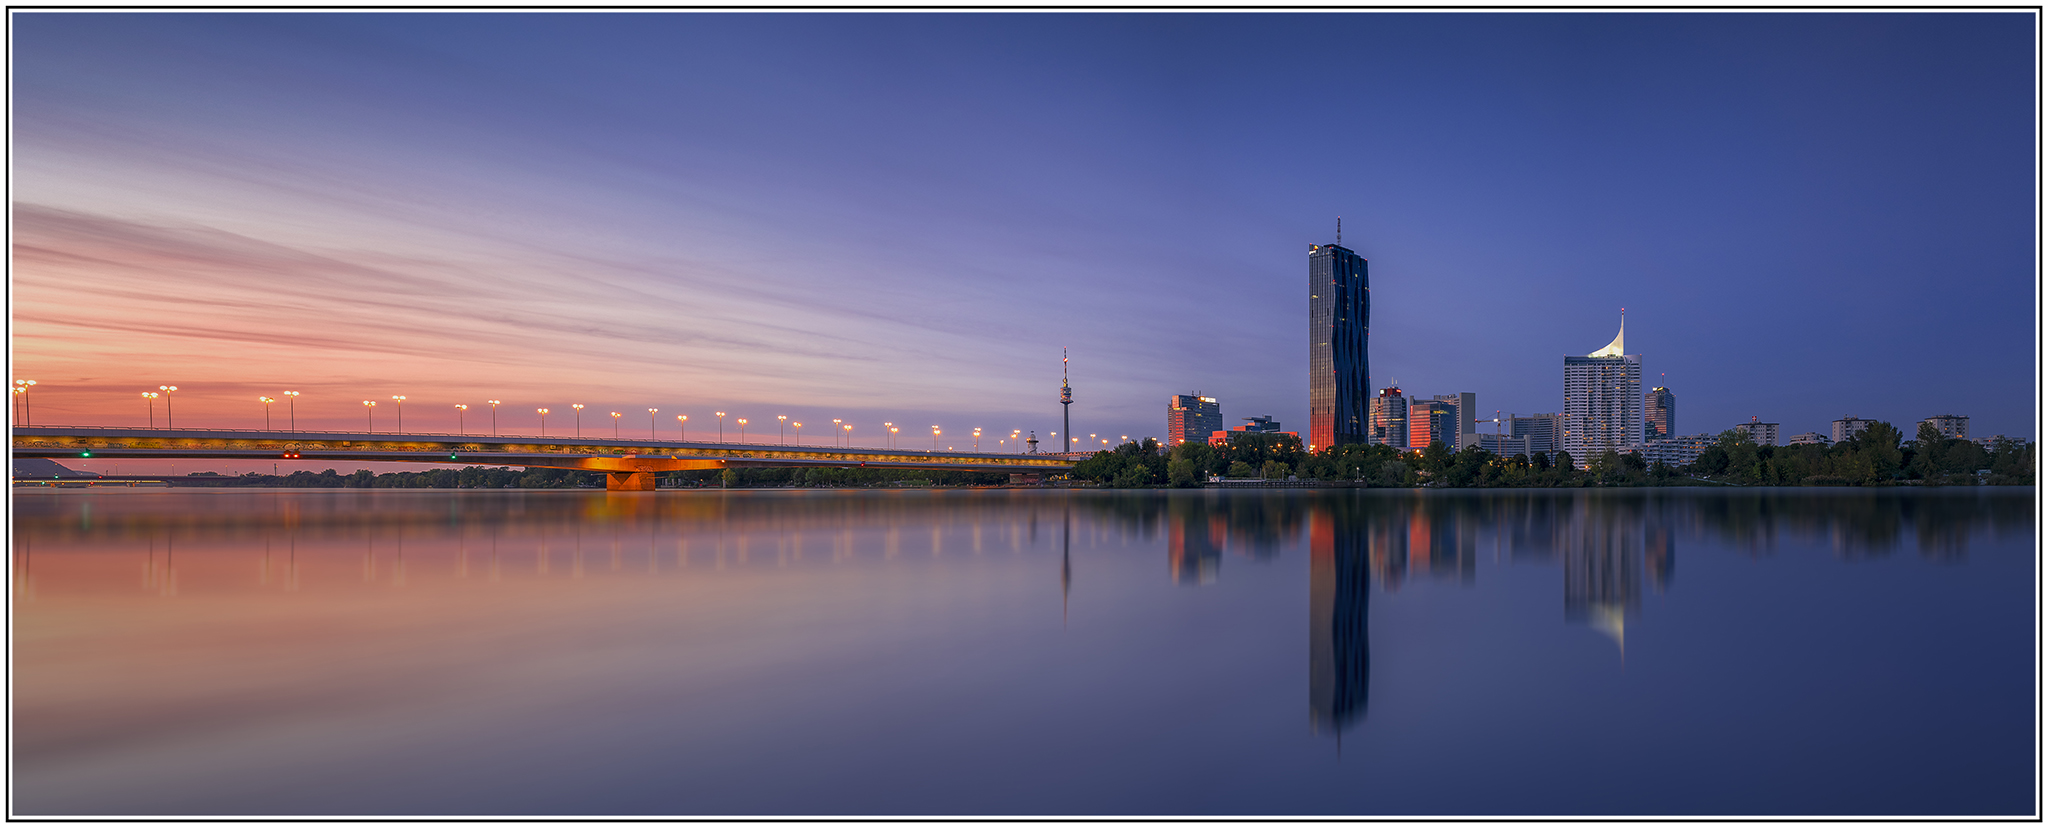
[22, 421, 2032, 490]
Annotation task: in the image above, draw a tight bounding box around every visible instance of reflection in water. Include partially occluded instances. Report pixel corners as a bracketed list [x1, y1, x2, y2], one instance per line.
[9, 487, 2034, 816]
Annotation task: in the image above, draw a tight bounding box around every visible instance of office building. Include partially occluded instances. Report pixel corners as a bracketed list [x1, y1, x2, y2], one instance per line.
[1787, 432, 1830, 447]
[1166, 395, 1221, 447]
[1636, 434, 1715, 468]
[1210, 416, 1299, 446]
[1309, 241, 1370, 450]
[1562, 317, 1643, 466]
[1432, 392, 1476, 450]
[1645, 386, 1676, 440]
[1369, 386, 1407, 449]
[1919, 414, 1969, 440]
[1464, 432, 1532, 458]
[1510, 413, 1563, 456]
[1734, 416, 1780, 446]
[1408, 399, 1457, 451]
[1832, 416, 1877, 444]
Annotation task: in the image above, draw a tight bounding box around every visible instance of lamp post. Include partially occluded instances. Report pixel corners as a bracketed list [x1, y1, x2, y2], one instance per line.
[648, 409, 659, 440]
[284, 391, 300, 433]
[832, 419, 842, 447]
[260, 396, 276, 430]
[716, 412, 726, 443]
[362, 400, 376, 433]
[13, 379, 35, 426]
[160, 386, 178, 429]
[142, 391, 158, 428]
[572, 404, 585, 437]
[1012, 430, 1022, 453]
[973, 428, 982, 451]
[736, 418, 748, 443]
[792, 421, 802, 446]
[932, 426, 941, 451]
[537, 408, 549, 437]
[777, 415, 788, 444]
[391, 395, 405, 433]
[455, 404, 468, 435]
[488, 401, 501, 437]
[677, 414, 688, 441]
[889, 426, 899, 448]
[843, 423, 852, 447]
[610, 411, 621, 439]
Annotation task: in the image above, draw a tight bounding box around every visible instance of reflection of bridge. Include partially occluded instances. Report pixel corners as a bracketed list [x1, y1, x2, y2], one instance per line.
[10, 426, 1074, 490]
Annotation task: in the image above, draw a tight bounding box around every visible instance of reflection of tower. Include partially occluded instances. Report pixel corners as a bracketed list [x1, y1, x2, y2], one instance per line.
[1561, 498, 1646, 656]
[1060, 349, 1073, 454]
[1060, 501, 1072, 626]
[1309, 509, 1370, 735]
[1166, 510, 1223, 585]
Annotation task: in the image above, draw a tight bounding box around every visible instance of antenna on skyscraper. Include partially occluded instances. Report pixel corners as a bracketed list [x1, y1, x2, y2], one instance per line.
[1336, 216, 1341, 244]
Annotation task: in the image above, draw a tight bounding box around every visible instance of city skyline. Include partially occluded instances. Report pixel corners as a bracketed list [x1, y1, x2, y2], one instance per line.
[11, 13, 2036, 455]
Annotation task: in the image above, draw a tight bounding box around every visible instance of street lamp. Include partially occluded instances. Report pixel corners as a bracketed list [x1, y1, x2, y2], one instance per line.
[843, 423, 852, 447]
[648, 408, 659, 440]
[572, 403, 585, 437]
[832, 419, 842, 447]
[791, 421, 802, 445]
[455, 404, 469, 435]
[391, 395, 405, 432]
[142, 391, 159, 428]
[159, 386, 178, 429]
[1012, 429, 1022, 454]
[284, 391, 300, 433]
[677, 414, 688, 441]
[362, 400, 376, 433]
[13, 379, 35, 426]
[537, 408, 549, 437]
[260, 396, 276, 430]
[889, 426, 899, 448]
[777, 415, 788, 444]
[716, 412, 726, 442]
[488, 401, 501, 437]
[736, 418, 748, 443]
[973, 428, 982, 452]
[610, 411, 621, 439]
[932, 426, 941, 451]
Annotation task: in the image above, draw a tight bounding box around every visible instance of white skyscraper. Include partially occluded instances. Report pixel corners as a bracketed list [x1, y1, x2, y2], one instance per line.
[1562, 316, 1643, 468]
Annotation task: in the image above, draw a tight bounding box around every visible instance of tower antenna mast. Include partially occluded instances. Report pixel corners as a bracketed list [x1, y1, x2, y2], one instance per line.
[1060, 348, 1073, 454]
[1337, 216, 1341, 245]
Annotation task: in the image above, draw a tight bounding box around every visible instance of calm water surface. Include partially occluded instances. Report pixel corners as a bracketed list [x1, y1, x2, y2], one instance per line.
[11, 487, 2036, 816]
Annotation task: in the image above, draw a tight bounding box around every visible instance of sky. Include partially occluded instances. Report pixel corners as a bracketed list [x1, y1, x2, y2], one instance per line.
[10, 11, 2039, 462]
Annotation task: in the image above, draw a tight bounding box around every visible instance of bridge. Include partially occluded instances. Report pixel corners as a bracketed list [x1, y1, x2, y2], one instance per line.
[11, 426, 1075, 490]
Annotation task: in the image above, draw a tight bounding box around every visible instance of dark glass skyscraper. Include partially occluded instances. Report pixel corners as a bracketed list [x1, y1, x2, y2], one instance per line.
[1309, 243, 1369, 449]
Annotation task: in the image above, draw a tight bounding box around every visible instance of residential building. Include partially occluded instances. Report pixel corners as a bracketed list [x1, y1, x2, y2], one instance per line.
[1645, 386, 1676, 440]
[1636, 434, 1716, 468]
[1166, 395, 1221, 447]
[1734, 416, 1780, 446]
[1432, 392, 1475, 450]
[1919, 414, 1969, 440]
[1408, 399, 1457, 451]
[1309, 242, 1370, 450]
[1368, 386, 1407, 449]
[1562, 317, 1643, 467]
[1831, 416, 1877, 444]
[1787, 432, 1830, 446]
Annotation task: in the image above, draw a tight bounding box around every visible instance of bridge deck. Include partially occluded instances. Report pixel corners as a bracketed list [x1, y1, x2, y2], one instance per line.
[12, 427, 1073, 490]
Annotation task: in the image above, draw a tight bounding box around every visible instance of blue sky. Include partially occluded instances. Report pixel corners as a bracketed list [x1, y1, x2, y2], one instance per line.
[11, 12, 2037, 446]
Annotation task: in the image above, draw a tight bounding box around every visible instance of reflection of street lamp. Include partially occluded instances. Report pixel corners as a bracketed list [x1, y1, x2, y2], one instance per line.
[391, 395, 406, 433]
[572, 404, 585, 437]
[455, 404, 469, 435]
[362, 400, 376, 433]
[736, 418, 748, 443]
[677, 414, 688, 441]
[284, 391, 301, 433]
[159, 386, 178, 428]
[142, 391, 159, 428]
[537, 408, 550, 437]
[487, 401, 502, 437]
[260, 396, 276, 430]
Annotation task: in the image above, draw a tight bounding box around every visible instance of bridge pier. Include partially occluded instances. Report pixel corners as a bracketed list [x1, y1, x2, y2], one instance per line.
[606, 471, 659, 491]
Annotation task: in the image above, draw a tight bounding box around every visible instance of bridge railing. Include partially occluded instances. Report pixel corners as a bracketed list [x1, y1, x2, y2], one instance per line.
[11, 425, 1069, 458]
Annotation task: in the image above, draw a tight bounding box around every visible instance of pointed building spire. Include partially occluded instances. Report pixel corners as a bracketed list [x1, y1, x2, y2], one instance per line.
[1587, 309, 1626, 358]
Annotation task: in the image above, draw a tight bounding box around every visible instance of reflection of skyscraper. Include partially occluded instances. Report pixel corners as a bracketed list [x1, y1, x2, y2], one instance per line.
[1309, 509, 1370, 735]
[1560, 498, 1651, 654]
[1167, 511, 1222, 585]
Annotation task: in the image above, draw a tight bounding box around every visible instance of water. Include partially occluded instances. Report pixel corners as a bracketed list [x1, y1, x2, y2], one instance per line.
[11, 487, 2035, 816]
